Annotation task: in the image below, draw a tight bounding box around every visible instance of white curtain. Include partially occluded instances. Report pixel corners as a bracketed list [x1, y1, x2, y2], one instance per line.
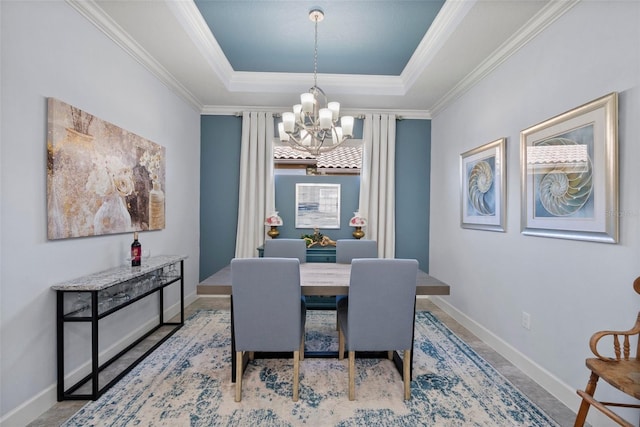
[359, 114, 396, 258]
[235, 112, 275, 258]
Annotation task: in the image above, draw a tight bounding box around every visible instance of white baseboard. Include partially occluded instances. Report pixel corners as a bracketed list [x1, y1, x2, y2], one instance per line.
[425, 296, 618, 427]
[0, 291, 197, 427]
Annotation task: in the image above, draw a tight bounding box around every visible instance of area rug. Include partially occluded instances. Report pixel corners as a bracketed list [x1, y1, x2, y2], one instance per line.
[63, 310, 560, 426]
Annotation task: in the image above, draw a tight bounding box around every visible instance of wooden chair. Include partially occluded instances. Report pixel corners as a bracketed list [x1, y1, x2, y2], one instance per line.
[574, 277, 640, 427]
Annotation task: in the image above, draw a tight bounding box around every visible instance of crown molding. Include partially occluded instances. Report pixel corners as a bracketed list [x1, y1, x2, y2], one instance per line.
[430, 0, 581, 116]
[227, 72, 406, 96]
[165, 0, 234, 85]
[65, 0, 202, 111]
[401, 0, 477, 90]
[201, 105, 431, 120]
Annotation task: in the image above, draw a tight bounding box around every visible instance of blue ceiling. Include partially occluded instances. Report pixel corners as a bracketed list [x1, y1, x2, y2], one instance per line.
[194, 0, 445, 76]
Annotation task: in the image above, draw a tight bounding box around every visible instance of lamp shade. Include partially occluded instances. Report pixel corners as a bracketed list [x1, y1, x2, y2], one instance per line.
[265, 212, 283, 226]
[349, 212, 367, 227]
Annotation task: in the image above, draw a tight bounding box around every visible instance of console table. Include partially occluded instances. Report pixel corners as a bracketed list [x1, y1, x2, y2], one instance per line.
[257, 244, 336, 263]
[257, 244, 337, 308]
[51, 255, 186, 401]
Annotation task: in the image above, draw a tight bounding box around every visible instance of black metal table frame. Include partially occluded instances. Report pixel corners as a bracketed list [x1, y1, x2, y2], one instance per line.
[56, 260, 184, 401]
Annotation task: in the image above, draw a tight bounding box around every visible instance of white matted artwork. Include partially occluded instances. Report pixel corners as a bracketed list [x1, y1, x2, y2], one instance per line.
[460, 138, 506, 232]
[295, 183, 341, 229]
[520, 92, 618, 243]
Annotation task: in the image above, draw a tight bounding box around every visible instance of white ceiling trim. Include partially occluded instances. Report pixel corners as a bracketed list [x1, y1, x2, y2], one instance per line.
[65, 0, 203, 111]
[401, 0, 476, 90]
[201, 105, 431, 120]
[227, 72, 406, 96]
[164, 0, 234, 85]
[430, 0, 581, 116]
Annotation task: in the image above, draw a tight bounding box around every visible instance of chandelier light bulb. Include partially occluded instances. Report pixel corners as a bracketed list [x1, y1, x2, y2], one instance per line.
[300, 93, 315, 113]
[341, 116, 354, 137]
[319, 108, 332, 129]
[282, 112, 295, 133]
[293, 104, 302, 122]
[328, 102, 340, 120]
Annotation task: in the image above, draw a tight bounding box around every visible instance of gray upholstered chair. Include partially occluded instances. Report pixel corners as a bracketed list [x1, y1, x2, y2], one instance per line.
[231, 257, 306, 402]
[264, 238, 307, 305]
[335, 239, 378, 263]
[263, 238, 307, 263]
[337, 258, 418, 400]
[335, 239, 378, 326]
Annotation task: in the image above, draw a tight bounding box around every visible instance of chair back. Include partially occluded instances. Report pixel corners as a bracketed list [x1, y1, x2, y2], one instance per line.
[231, 257, 303, 352]
[264, 238, 306, 263]
[336, 239, 377, 263]
[346, 258, 418, 350]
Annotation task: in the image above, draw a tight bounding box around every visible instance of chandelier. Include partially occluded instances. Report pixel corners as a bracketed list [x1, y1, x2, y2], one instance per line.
[277, 8, 354, 157]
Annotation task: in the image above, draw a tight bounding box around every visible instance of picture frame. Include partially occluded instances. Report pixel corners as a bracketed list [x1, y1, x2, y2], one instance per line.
[460, 138, 506, 232]
[520, 92, 618, 243]
[295, 183, 341, 229]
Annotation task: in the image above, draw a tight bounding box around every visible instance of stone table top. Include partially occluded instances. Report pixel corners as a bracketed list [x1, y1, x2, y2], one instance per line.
[51, 255, 187, 291]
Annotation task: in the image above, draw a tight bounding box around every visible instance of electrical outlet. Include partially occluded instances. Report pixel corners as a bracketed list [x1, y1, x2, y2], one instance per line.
[521, 311, 531, 330]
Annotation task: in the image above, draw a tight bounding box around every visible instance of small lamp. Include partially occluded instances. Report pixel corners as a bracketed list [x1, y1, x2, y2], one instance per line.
[349, 212, 367, 239]
[265, 212, 283, 238]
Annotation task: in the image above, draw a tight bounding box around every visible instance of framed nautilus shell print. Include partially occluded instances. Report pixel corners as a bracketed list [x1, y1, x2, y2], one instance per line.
[520, 92, 618, 243]
[460, 138, 506, 232]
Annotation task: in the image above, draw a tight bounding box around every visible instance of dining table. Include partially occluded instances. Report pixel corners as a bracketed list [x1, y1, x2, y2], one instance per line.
[198, 262, 450, 382]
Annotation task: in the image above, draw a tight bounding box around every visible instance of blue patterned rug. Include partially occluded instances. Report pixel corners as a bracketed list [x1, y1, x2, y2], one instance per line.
[63, 310, 559, 426]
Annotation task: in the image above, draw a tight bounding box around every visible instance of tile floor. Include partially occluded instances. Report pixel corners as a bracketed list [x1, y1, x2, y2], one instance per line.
[28, 296, 581, 427]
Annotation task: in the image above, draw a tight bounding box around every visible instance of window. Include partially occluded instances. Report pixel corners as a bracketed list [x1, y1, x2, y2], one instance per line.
[273, 140, 362, 176]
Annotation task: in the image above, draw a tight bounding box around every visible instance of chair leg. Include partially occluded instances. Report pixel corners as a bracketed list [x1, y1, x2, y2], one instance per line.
[338, 328, 345, 360]
[574, 372, 599, 427]
[248, 351, 254, 361]
[387, 351, 393, 360]
[403, 349, 411, 400]
[300, 337, 305, 361]
[348, 350, 356, 401]
[235, 351, 243, 402]
[293, 350, 300, 401]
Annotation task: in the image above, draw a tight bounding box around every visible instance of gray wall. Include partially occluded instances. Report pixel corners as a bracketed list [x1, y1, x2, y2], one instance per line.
[429, 2, 639, 425]
[274, 174, 360, 240]
[200, 116, 242, 280]
[199, 117, 432, 280]
[1, 2, 201, 424]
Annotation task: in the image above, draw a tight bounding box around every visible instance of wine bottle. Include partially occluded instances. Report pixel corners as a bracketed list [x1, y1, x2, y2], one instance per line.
[131, 232, 141, 267]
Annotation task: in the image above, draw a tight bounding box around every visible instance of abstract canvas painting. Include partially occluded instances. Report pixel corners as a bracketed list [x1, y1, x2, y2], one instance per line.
[47, 98, 166, 239]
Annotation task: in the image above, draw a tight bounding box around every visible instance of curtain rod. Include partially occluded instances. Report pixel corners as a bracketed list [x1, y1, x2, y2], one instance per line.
[234, 113, 402, 120]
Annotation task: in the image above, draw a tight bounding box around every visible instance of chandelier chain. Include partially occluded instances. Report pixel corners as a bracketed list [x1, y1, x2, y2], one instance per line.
[313, 17, 318, 88]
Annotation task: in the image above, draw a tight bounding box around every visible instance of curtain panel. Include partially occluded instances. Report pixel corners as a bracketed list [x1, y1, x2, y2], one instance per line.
[235, 112, 275, 258]
[359, 114, 396, 258]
